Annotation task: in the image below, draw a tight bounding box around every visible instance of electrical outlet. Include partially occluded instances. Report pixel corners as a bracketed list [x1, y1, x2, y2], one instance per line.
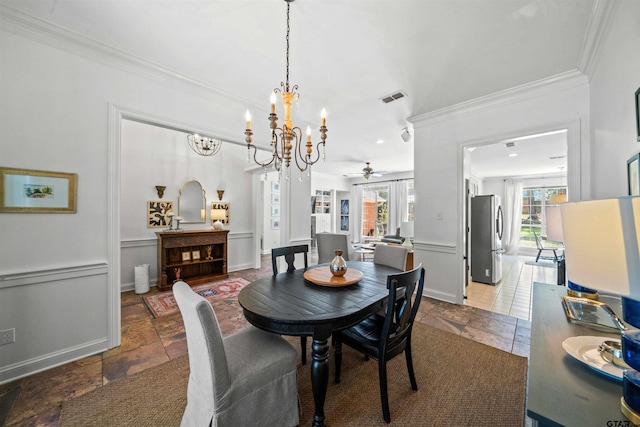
[0, 328, 15, 345]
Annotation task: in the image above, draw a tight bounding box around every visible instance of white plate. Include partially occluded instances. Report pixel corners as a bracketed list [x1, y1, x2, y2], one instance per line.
[562, 335, 625, 381]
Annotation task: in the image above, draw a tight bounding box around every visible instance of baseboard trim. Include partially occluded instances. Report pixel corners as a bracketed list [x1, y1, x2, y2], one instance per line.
[0, 338, 108, 385]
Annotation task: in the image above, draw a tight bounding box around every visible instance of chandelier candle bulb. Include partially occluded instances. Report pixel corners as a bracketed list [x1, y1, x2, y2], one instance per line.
[321, 108, 327, 127]
[270, 93, 276, 113]
[245, 110, 251, 130]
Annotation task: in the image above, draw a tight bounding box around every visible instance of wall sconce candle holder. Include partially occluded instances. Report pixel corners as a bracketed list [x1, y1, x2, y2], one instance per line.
[155, 185, 166, 199]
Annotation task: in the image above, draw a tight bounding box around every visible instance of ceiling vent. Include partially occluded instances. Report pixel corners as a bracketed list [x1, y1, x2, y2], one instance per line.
[505, 142, 515, 148]
[380, 90, 407, 104]
[549, 155, 566, 160]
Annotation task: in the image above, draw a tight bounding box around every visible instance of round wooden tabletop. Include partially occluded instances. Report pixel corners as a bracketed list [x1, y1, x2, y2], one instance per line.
[303, 266, 364, 287]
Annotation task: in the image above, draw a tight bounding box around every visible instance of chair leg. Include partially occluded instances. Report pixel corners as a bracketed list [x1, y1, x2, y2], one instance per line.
[301, 336, 307, 365]
[334, 340, 342, 383]
[378, 359, 391, 423]
[536, 250, 541, 262]
[405, 344, 418, 391]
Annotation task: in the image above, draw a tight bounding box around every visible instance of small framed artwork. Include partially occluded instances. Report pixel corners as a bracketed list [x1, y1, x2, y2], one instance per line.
[341, 199, 349, 215]
[271, 193, 280, 204]
[210, 202, 230, 224]
[635, 87, 640, 142]
[192, 250, 200, 260]
[147, 200, 174, 228]
[182, 251, 191, 262]
[271, 218, 280, 229]
[272, 181, 280, 193]
[628, 153, 640, 196]
[271, 206, 280, 217]
[341, 215, 349, 231]
[0, 167, 77, 213]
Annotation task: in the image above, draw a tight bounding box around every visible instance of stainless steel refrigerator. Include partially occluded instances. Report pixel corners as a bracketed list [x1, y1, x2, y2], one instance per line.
[471, 195, 504, 285]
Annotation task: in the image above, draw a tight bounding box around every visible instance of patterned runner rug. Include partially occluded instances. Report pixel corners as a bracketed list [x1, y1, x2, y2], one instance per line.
[143, 278, 250, 318]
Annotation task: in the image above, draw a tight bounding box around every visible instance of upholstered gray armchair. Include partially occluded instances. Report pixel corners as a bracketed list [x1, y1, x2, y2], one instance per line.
[316, 232, 356, 264]
[173, 281, 299, 427]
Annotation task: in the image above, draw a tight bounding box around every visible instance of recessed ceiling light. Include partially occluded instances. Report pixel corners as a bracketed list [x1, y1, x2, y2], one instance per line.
[468, 147, 477, 152]
[376, 139, 384, 144]
[509, 153, 518, 157]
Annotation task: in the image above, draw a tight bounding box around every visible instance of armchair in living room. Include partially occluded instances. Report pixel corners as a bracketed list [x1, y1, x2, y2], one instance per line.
[381, 227, 405, 245]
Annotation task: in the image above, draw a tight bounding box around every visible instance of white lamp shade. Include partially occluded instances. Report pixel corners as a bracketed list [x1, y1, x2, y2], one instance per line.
[545, 206, 563, 241]
[400, 221, 414, 238]
[560, 197, 640, 296]
[210, 209, 226, 221]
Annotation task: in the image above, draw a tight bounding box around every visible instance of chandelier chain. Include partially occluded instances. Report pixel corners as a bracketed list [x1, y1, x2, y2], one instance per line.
[285, 1, 290, 92]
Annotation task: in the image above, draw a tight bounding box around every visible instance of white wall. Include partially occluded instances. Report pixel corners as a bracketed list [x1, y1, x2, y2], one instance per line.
[119, 120, 256, 290]
[589, 0, 640, 199]
[0, 17, 260, 383]
[410, 74, 590, 305]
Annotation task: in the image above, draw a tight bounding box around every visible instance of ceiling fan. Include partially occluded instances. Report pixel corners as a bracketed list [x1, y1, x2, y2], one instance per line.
[344, 162, 388, 180]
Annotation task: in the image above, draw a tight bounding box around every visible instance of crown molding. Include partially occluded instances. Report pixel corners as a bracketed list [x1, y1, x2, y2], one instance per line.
[0, 4, 258, 109]
[409, 70, 588, 126]
[577, 0, 620, 80]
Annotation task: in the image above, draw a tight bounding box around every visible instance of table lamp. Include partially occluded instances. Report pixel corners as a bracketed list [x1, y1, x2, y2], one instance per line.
[560, 196, 640, 423]
[210, 208, 226, 230]
[400, 221, 414, 249]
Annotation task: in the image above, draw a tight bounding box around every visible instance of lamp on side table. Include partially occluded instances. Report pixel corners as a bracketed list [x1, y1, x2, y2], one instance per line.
[561, 196, 640, 424]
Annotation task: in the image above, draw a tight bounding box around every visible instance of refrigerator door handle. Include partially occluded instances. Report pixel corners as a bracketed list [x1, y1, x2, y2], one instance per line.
[497, 205, 504, 240]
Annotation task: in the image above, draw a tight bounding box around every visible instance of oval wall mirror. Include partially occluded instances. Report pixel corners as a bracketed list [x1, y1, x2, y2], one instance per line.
[178, 179, 206, 224]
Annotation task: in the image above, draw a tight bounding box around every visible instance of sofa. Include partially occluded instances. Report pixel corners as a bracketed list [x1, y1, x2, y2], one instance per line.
[381, 227, 405, 244]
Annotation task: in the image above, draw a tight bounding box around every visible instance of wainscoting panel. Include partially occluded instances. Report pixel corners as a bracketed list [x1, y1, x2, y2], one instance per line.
[0, 264, 109, 384]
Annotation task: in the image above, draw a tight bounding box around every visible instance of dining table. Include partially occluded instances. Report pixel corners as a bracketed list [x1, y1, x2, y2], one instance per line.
[237, 260, 401, 427]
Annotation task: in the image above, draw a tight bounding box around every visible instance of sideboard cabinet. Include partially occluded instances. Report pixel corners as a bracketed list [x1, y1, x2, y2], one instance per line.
[156, 230, 229, 291]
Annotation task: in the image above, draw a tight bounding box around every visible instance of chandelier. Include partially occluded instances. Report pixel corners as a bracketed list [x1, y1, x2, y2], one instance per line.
[187, 134, 222, 157]
[244, 0, 327, 179]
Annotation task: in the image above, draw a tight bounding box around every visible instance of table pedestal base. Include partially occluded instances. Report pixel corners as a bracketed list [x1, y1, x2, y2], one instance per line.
[311, 336, 330, 427]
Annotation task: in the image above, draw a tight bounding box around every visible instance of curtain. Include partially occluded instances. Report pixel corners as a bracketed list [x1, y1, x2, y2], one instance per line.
[388, 180, 408, 234]
[352, 185, 364, 243]
[503, 179, 524, 255]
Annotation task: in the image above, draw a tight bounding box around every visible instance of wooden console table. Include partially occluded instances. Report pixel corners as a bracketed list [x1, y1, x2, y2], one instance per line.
[156, 230, 228, 291]
[528, 283, 624, 426]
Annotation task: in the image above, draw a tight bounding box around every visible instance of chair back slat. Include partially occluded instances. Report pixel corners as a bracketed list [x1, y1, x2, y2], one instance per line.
[381, 265, 425, 351]
[271, 245, 309, 274]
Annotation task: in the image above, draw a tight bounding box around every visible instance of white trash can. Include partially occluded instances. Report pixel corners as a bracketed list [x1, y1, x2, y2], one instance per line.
[134, 263, 150, 294]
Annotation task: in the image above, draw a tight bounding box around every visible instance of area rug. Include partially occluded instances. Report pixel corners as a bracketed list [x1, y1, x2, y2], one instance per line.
[143, 278, 250, 318]
[59, 322, 527, 426]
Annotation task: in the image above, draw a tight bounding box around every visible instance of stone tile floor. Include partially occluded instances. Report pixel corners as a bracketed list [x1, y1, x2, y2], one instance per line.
[0, 255, 532, 427]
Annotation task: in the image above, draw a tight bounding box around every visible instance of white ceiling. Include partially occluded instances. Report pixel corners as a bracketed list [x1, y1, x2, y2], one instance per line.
[469, 130, 568, 179]
[2, 0, 595, 178]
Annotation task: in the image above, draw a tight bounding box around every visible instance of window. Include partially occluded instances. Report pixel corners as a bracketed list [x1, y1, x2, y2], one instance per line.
[361, 184, 389, 237]
[520, 186, 567, 248]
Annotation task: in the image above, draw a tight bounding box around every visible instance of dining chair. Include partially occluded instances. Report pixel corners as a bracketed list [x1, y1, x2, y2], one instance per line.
[173, 281, 299, 427]
[316, 233, 356, 264]
[533, 231, 562, 262]
[333, 264, 426, 423]
[272, 244, 309, 274]
[373, 244, 408, 271]
[272, 244, 310, 364]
